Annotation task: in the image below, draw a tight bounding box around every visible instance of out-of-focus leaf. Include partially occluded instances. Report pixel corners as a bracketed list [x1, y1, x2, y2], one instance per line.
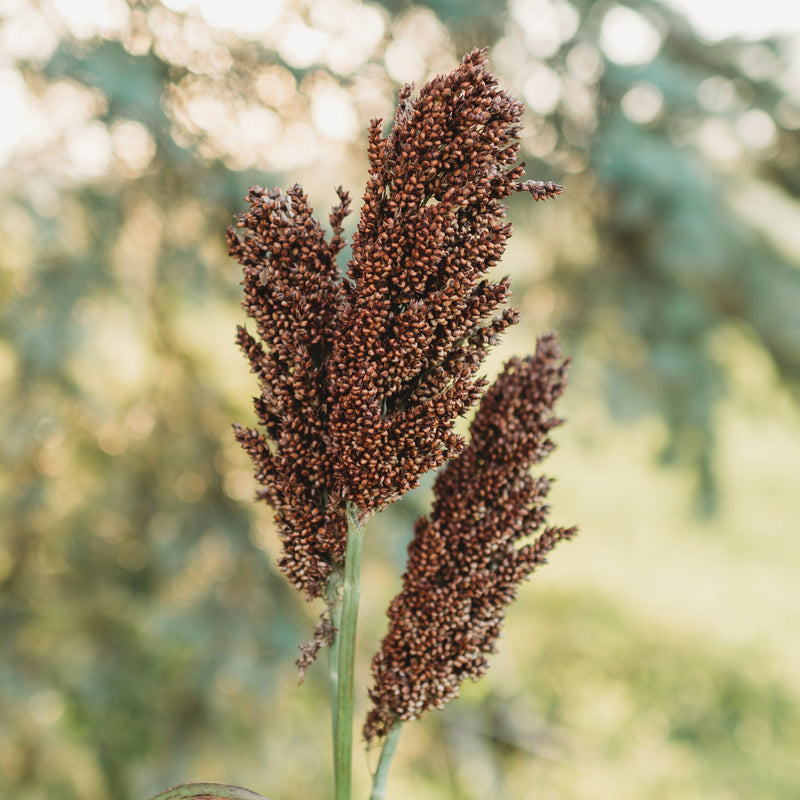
[148, 782, 272, 800]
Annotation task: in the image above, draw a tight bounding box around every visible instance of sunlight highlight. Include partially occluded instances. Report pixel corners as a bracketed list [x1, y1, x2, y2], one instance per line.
[600, 6, 662, 66]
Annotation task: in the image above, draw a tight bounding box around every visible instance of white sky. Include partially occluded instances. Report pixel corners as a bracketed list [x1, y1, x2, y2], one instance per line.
[664, 0, 800, 40]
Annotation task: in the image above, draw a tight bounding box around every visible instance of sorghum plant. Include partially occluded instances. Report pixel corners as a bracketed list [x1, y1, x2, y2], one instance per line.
[150, 48, 575, 800]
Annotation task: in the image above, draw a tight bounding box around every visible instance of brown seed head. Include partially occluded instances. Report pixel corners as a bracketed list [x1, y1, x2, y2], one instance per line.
[229, 51, 564, 629]
[229, 185, 351, 597]
[364, 333, 577, 741]
[326, 48, 558, 511]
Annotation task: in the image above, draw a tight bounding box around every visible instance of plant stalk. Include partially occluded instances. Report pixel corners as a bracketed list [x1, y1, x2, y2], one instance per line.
[326, 565, 344, 755]
[333, 503, 366, 800]
[369, 723, 403, 800]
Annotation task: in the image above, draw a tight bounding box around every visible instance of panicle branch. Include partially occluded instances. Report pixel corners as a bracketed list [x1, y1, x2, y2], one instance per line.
[325, 48, 558, 511]
[364, 333, 577, 741]
[228, 184, 351, 598]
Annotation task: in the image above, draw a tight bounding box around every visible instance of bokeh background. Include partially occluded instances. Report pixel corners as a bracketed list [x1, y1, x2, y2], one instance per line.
[2, 0, 799, 798]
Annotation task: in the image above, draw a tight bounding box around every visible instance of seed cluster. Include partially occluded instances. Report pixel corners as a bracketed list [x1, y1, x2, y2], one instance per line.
[229, 184, 351, 597]
[229, 49, 563, 602]
[326, 48, 561, 510]
[364, 333, 577, 741]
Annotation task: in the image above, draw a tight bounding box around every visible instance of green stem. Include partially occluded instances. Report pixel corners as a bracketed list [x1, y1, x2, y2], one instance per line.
[326, 565, 344, 755]
[333, 503, 366, 800]
[369, 723, 403, 800]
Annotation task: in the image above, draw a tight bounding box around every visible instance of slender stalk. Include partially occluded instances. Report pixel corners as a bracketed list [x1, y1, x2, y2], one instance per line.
[326, 565, 344, 754]
[333, 503, 366, 800]
[369, 723, 403, 800]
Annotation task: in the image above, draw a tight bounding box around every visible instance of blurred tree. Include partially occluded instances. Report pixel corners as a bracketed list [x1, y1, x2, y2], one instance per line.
[547, 0, 800, 510]
[1, 0, 799, 798]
